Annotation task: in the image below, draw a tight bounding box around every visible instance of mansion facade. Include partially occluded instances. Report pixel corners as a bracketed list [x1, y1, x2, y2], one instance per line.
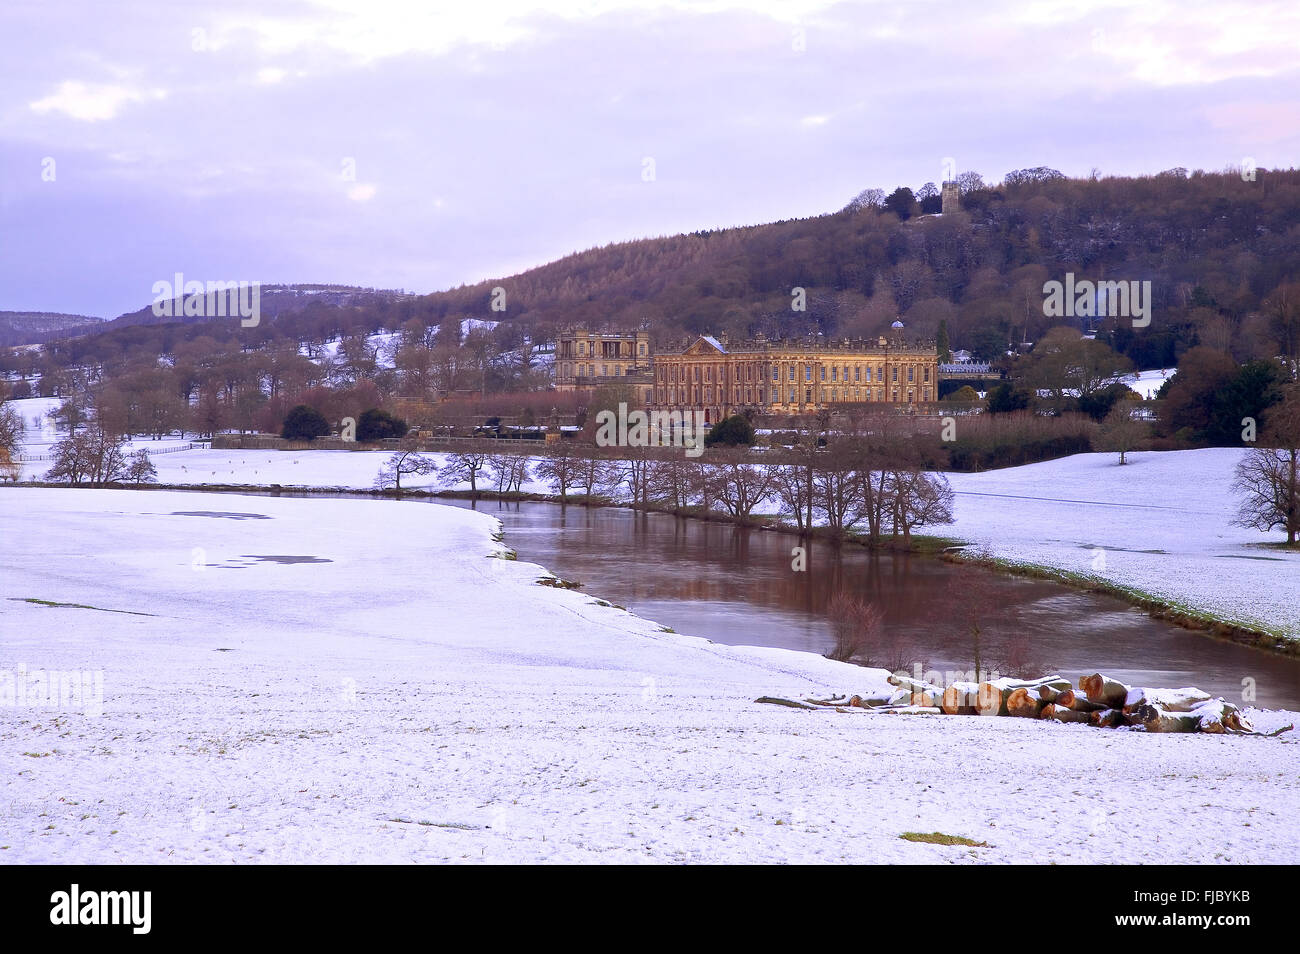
[649, 331, 940, 424]
[554, 328, 654, 404]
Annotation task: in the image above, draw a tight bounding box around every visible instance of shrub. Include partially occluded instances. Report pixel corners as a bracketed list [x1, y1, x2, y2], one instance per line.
[986, 383, 1031, 414]
[281, 405, 330, 441]
[357, 408, 408, 441]
[704, 414, 756, 447]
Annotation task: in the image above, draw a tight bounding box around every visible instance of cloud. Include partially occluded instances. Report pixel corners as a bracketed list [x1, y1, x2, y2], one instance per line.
[1, 0, 1298, 316]
[28, 80, 163, 122]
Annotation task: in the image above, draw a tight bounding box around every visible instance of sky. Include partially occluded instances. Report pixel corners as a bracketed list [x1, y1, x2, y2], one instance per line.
[0, 0, 1297, 318]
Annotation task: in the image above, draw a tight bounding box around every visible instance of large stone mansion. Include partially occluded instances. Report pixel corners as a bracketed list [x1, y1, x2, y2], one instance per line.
[649, 328, 939, 424]
[554, 325, 940, 423]
[553, 328, 654, 404]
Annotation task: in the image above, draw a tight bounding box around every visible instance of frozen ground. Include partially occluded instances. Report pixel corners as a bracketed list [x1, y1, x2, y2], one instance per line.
[0, 488, 1295, 864]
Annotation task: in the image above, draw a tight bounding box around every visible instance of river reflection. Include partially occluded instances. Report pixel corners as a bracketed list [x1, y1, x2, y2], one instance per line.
[447, 498, 1300, 710]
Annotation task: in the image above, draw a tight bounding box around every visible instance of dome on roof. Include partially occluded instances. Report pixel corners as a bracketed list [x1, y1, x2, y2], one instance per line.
[891, 320, 905, 329]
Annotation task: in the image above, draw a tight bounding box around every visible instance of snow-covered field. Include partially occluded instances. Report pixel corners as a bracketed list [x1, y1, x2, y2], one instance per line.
[1122, 367, 1176, 400]
[945, 449, 1300, 639]
[1, 488, 1295, 864]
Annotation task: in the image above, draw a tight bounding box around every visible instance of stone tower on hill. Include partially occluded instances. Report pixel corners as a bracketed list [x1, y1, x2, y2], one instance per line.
[941, 181, 960, 214]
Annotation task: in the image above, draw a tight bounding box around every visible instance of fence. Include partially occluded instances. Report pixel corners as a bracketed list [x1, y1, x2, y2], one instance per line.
[15, 441, 209, 463]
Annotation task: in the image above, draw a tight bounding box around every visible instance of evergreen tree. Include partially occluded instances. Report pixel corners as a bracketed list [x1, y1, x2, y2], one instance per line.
[704, 414, 756, 447]
[357, 408, 408, 441]
[281, 405, 330, 441]
[987, 383, 1031, 415]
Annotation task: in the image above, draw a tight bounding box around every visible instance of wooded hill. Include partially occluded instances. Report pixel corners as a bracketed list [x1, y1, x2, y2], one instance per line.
[0, 311, 104, 348]
[399, 165, 1300, 368]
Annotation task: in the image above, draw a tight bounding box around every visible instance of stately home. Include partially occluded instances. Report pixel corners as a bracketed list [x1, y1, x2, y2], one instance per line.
[554, 328, 654, 403]
[650, 326, 939, 424]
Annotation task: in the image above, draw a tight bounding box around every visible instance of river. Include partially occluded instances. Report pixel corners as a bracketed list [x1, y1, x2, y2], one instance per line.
[445, 497, 1300, 709]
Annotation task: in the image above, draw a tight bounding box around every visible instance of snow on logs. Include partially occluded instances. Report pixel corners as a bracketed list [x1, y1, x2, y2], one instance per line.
[758, 672, 1263, 734]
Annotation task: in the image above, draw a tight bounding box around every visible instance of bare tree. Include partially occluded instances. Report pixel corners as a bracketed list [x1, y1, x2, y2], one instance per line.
[376, 444, 438, 493]
[611, 444, 656, 507]
[771, 461, 814, 532]
[0, 402, 24, 459]
[647, 454, 693, 512]
[440, 450, 489, 494]
[709, 452, 776, 520]
[572, 449, 619, 499]
[684, 458, 719, 513]
[534, 442, 579, 498]
[824, 592, 887, 664]
[486, 450, 530, 494]
[824, 591, 916, 671]
[889, 470, 956, 543]
[813, 437, 869, 534]
[1232, 387, 1300, 545]
[46, 425, 129, 487]
[1095, 401, 1149, 465]
[125, 449, 158, 486]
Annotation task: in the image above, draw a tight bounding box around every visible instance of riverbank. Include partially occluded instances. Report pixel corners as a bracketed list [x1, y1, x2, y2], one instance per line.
[8, 443, 1298, 657]
[2, 487, 1296, 864]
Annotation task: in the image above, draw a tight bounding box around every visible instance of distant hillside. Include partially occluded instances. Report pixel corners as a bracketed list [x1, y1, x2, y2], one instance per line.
[402, 166, 1300, 369]
[0, 311, 104, 347]
[104, 283, 414, 330]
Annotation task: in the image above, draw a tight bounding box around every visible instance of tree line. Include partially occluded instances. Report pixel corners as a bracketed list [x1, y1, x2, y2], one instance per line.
[376, 415, 957, 545]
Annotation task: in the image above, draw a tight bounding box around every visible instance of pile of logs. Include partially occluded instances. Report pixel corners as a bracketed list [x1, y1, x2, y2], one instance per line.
[764, 671, 1277, 735]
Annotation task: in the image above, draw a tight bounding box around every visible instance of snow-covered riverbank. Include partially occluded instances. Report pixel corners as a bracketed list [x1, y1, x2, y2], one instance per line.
[1, 488, 1296, 863]
[15, 439, 1299, 641]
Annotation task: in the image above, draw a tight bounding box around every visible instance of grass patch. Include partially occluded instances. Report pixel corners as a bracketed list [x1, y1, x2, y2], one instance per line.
[10, 598, 155, 617]
[386, 817, 481, 830]
[906, 534, 969, 555]
[536, 576, 581, 589]
[900, 831, 989, 847]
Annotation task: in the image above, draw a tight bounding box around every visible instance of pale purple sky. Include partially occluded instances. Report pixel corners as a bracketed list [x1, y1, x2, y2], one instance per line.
[1, 0, 1297, 318]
